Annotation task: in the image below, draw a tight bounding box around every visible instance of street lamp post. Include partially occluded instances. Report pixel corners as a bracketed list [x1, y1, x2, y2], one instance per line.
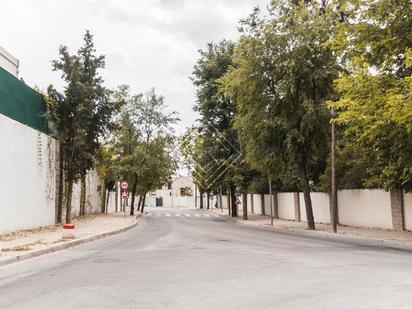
[331, 106, 338, 233]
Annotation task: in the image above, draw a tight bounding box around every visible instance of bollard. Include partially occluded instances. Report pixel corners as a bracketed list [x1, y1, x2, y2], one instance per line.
[62, 224, 76, 239]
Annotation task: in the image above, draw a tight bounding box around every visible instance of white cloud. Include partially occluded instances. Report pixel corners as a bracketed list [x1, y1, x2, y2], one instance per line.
[0, 0, 269, 132]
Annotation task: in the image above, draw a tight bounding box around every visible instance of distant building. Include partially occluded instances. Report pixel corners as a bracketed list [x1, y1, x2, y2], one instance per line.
[0, 46, 19, 77]
[147, 176, 196, 208]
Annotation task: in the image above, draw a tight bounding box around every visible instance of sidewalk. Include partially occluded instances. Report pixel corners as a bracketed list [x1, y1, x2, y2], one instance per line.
[209, 208, 412, 250]
[0, 213, 138, 263]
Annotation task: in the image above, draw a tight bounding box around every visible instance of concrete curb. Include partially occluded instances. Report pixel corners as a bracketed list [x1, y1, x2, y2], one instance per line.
[209, 211, 412, 253]
[0, 214, 142, 267]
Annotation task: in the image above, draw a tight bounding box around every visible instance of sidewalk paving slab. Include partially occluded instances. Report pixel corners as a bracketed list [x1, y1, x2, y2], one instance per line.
[0, 212, 141, 267]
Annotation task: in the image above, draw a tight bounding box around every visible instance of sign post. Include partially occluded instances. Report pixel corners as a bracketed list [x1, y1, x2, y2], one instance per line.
[122, 192, 128, 217]
[120, 181, 129, 216]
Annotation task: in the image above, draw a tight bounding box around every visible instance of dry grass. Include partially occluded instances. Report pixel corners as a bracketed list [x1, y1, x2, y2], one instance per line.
[1, 240, 44, 252]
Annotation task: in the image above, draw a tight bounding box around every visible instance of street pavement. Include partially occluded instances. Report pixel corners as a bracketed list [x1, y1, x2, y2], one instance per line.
[1, 207, 412, 309]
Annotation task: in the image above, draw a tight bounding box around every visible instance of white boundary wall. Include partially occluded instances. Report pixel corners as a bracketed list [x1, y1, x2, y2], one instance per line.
[0, 114, 111, 234]
[404, 193, 412, 230]
[69, 169, 102, 218]
[337, 189, 392, 229]
[221, 189, 412, 231]
[0, 114, 57, 234]
[278, 193, 295, 220]
[299, 192, 330, 224]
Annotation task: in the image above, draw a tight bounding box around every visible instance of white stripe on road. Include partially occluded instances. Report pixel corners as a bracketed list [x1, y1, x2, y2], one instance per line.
[145, 212, 220, 218]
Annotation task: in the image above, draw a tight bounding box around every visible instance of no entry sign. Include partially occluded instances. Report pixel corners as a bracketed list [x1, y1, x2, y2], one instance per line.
[120, 181, 129, 190]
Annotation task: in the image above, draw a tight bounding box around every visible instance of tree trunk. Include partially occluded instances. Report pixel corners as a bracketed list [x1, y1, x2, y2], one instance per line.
[242, 193, 248, 220]
[273, 191, 278, 219]
[56, 150, 64, 224]
[140, 193, 147, 213]
[230, 185, 237, 217]
[137, 194, 143, 211]
[219, 189, 223, 211]
[195, 185, 198, 208]
[65, 180, 73, 224]
[299, 159, 315, 230]
[115, 182, 118, 212]
[130, 179, 137, 216]
[206, 192, 210, 209]
[101, 181, 106, 214]
[106, 189, 110, 214]
[260, 193, 265, 215]
[227, 191, 231, 216]
[199, 189, 204, 209]
[79, 173, 86, 216]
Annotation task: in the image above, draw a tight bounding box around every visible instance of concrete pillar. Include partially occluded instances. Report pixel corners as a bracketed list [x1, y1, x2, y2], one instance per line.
[294, 192, 301, 222]
[390, 188, 405, 231]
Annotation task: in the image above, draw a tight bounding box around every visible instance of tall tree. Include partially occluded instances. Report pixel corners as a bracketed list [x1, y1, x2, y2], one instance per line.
[191, 40, 241, 217]
[48, 31, 118, 223]
[111, 88, 179, 215]
[221, 1, 339, 229]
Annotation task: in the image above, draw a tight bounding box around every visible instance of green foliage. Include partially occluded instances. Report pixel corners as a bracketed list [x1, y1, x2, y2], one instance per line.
[221, 0, 339, 189]
[110, 88, 178, 198]
[190, 40, 243, 193]
[48, 30, 119, 184]
[331, 0, 412, 191]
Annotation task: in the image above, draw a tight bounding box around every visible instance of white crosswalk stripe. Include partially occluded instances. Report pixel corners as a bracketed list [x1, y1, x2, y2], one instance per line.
[144, 212, 221, 219]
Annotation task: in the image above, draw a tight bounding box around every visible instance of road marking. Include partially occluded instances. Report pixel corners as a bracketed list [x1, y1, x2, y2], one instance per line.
[144, 212, 220, 219]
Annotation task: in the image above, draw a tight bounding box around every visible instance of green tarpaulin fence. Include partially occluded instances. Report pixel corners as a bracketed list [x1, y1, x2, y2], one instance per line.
[0, 66, 48, 133]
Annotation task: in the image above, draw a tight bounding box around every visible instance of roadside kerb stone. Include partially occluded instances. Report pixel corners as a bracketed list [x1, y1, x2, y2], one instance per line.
[207, 210, 412, 253]
[0, 214, 142, 267]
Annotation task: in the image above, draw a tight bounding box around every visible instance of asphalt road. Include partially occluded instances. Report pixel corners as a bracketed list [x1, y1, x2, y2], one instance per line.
[1, 208, 412, 309]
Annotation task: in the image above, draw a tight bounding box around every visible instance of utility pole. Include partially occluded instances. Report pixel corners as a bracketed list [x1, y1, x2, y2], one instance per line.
[331, 106, 338, 233]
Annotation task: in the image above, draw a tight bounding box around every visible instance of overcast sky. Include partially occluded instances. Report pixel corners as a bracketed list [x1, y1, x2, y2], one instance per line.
[0, 0, 269, 134]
